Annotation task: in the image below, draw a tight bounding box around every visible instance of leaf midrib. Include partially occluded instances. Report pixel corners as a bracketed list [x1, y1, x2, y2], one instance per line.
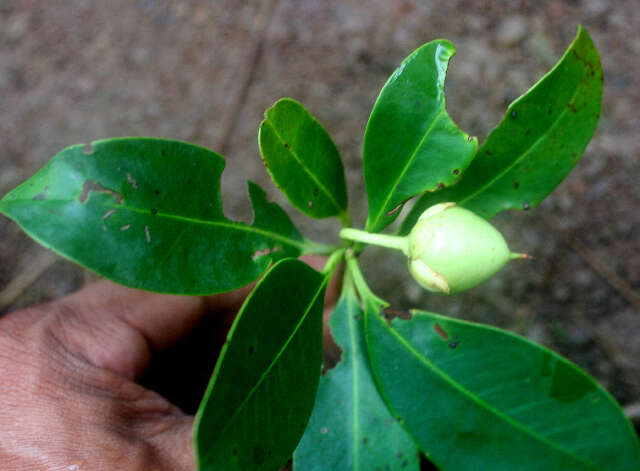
[367, 108, 446, 231]
[5, 197, 307, 251]
[379, 316, 599, 470]
[202, 275, 328, 464]
[347, 291, 361, 470]
[263, 120, 345, 216]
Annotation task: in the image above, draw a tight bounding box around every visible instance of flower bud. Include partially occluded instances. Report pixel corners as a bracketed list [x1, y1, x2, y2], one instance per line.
[407, 202, 523, 294]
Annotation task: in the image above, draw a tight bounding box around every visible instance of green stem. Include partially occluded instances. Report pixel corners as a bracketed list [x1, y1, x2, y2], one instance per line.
[302, 239, 341, 256]
[340, 228, 408, 255]
[322, 248, 345, 276]
[345, 249, 388, 309]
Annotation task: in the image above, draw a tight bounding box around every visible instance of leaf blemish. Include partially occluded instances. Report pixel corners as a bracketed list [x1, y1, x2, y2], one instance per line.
[308, 201, 313, 208]
[434, 323, 449, 340]
[383, 307, 412, 321]
[320, 427, 328, 434]
[452, 168, 460, 175]
[32, 192, 46, 201]
[523, 202, 531, 210]
[252, 246, 281, 261]
[513, 181, 520, 189]
[126, 173, 138, 190]
[248, 345, 254, 355]
[82, 143, 94, 155]
[120, 224, 131, 231]
[313, 188, 319, 196]
[449, 335, 459, 349]
[151, 208, 158, 215]
[144, 225, 151, 243]
[102, 209, 116, 220]
[511, 110, 517, 118]
[79, 180, 123, 205]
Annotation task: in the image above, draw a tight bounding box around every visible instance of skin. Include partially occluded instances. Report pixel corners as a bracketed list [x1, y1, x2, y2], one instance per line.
[0, 256, 339, 471]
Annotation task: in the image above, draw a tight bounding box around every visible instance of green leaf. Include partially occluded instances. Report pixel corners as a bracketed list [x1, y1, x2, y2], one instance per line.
[194, 258, 326, 471]
[294, 276, 419, 471]
[363, 40, 478, 233]
[400, 26, 603, 234]
[259, 98, 350, 224]
[0, 137, 315, 295]
[366, 309, 640, 471]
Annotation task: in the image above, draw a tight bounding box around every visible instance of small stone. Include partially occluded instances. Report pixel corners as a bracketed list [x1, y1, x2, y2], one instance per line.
[495, 16, 527, 47]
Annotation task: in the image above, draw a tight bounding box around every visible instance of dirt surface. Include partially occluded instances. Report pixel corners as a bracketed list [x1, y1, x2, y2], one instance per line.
[1, 0, 639, 423]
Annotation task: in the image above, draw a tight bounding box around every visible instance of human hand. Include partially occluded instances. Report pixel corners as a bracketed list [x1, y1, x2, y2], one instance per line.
[0, 257, 339, 470]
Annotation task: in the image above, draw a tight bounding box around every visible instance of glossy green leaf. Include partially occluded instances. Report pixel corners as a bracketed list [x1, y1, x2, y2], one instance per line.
[294, 275, 419, 471]
[400, 26, 602, 234]
[194, 258, 326, 471]
[366, 308, 640, 470]
[0, 137, 318, 294]
[363, 40, 478, 233]
[259, 98, 350, 224]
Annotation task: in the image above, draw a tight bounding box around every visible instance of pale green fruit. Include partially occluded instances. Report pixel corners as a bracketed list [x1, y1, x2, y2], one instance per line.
[407, 202, 522, 294]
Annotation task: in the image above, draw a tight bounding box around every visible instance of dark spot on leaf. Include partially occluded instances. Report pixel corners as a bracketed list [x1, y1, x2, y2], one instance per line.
[154, 189, 160, 196]
[513, 181, 520, 189]
[32, 192, 46, 201]
[402, 459, 408, 467]
[449, 335, 459, 349]
[284, 143, 290, 149]
[486, 150, 494, 156]
[354, 314, 362, 321]
[248, 345, 254, 356]
[511, 110, 517, 118]
[396, 417, 404, 424]
[523, 202, 531, 210]
[572, 152, 578, 159]
[567, 102, 578, 113]
[434, 323, 449, 340]
[524, 129, 531, 136]
[79, 180, 123, 205]
[467, 135, 474, 142]
[397, 451, 404, 458]
[313, 188, 319, 196]
[232, 448, 238, 456]
[436, 182, 444, 190]
[362, 437, 368, 444]
[548, 108, 553, 115]
[151, 208, 158, 215]
[161, 150, 166, 156]
[83, 143, 94, 155]
[452, 169, 460, 175]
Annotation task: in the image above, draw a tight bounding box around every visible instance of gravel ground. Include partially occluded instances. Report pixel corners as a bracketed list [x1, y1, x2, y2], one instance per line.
[1, 0, 639, 426]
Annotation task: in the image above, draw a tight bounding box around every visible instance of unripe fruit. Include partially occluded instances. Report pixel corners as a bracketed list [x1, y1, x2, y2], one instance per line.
[407, 202, 523, 294]
[338, 202, 527, 295]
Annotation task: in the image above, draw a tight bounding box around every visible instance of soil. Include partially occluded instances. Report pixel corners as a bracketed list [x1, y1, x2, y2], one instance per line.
[1, 0, 639, 433]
